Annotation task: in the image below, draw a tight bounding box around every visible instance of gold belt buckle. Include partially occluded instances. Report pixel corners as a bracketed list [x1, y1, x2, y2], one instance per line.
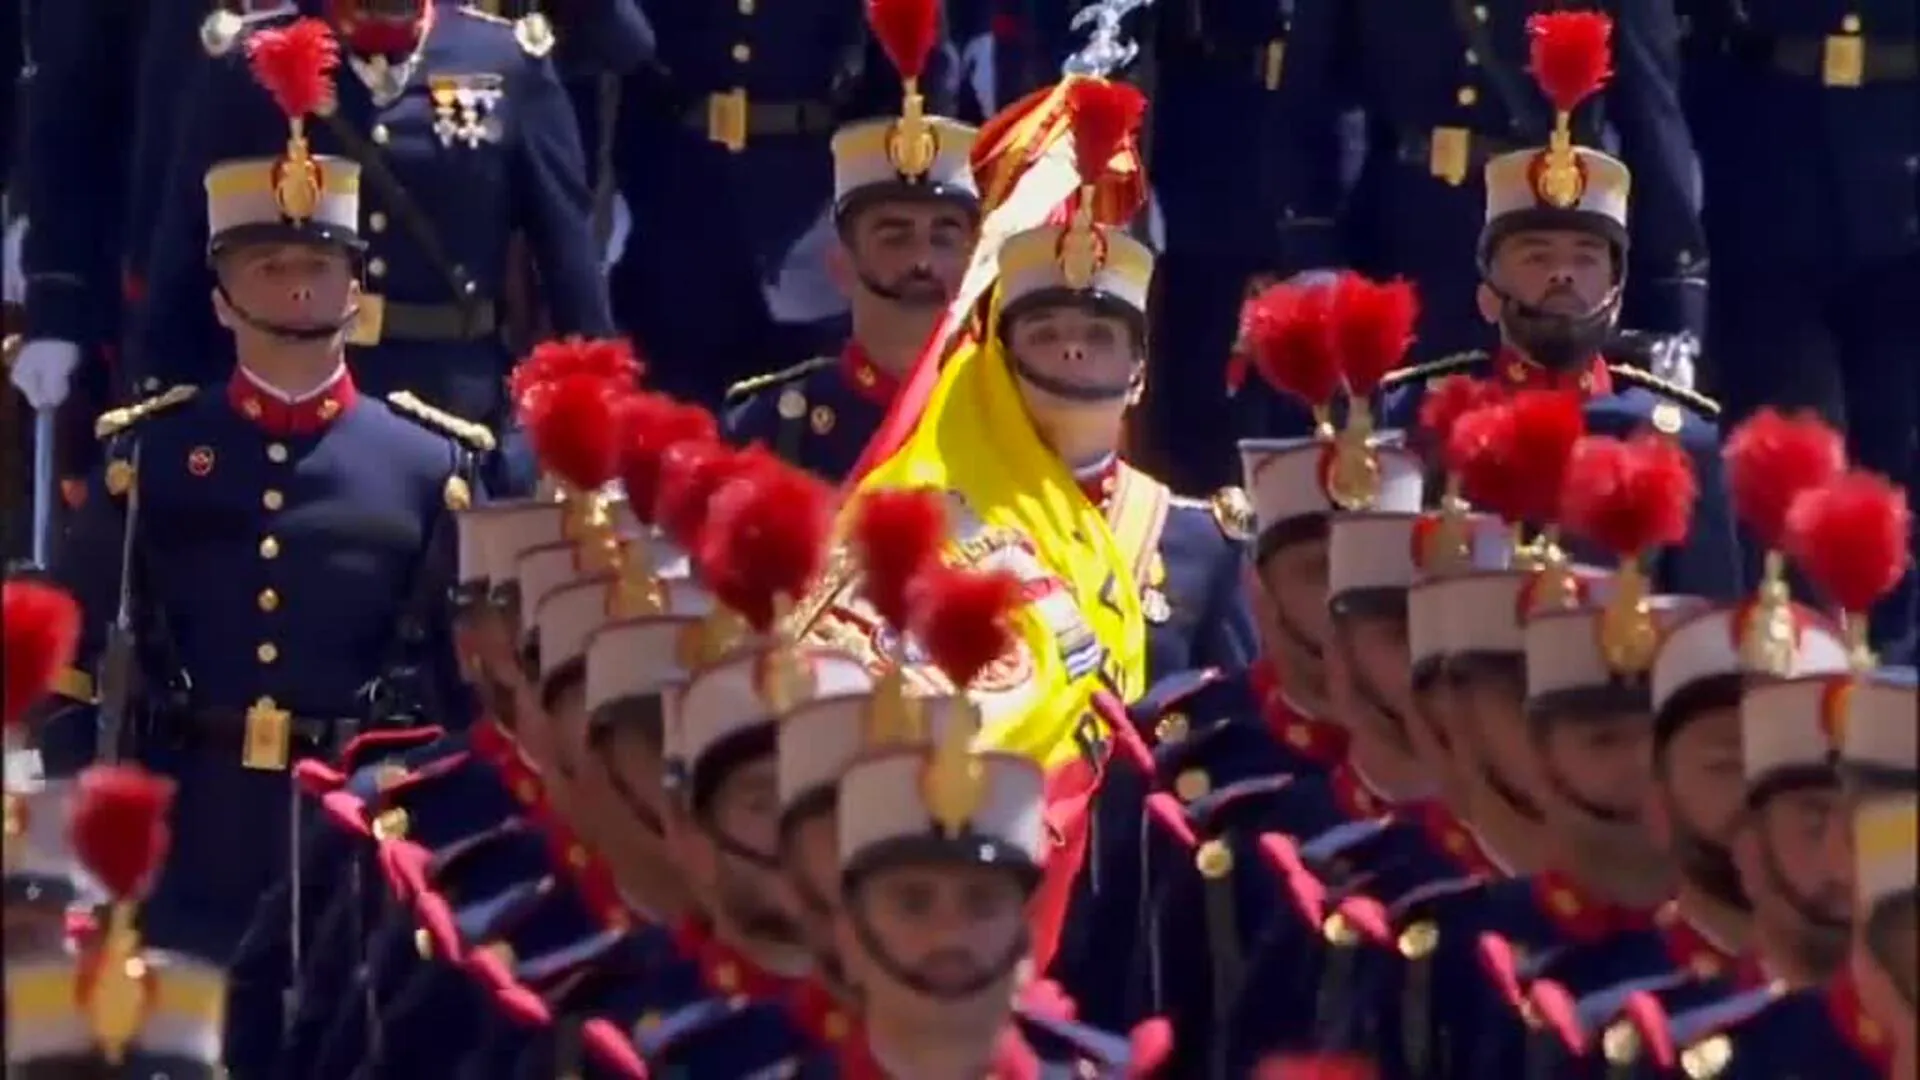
[707, 88, 749, 153]
[1263, 40, 1286, 91]
[1822, 34, 1864, 87]
[242, 696, 292, 771]
[348, 292, 385, 346]
[1429, 126, 1470, 186]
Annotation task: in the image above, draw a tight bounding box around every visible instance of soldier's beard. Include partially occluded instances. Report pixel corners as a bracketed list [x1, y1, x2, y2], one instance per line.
[1672, 821, 1753, 913]
[1493, 283, 1620, 371]
[719, 862, 803, 947]
[861, 266, 950, 310]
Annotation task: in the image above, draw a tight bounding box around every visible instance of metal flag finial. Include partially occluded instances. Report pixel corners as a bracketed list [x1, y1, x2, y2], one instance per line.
[1063, 0, 1156, 77]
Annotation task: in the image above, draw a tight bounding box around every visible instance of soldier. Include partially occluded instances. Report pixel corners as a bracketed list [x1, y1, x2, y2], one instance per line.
[1373, 12, 1739, 603]
[32, 38, 484, 965]
[5, 759, 236, 1079]
[141, 7, 612, 460]
[600, 0, 958, 409]
[724, 0, 983, 482]
[1680, 0, 1919, 667]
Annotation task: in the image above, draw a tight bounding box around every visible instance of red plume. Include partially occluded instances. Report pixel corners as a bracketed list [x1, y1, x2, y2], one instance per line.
[1065, 78, 1146, 190]
[866, 0, 940, 83]
[1504, 390, 1587, 525]
[1783, 470, 1913, 615]
[617, 396, 719, 526]
[246, 18, 339, 119]
[509, 337, 644, 424]
[1417, 375, 1506, 465]
[655, 442, 759, 554]
[1723, 408, 1846, 551]
[526, 375, 624, 491]
[851, 489, 950, 631]
[1527, 12, 1613, 113]
[3, 581, 81, 731]
[696, 463, 834, 632]
[1237, 282, 1340, 408]
[1560, 434, 1697, 559]
[68, 764, 176, 901]
[1329, 274, 1419, 398]
[908, 565, 1024, 689]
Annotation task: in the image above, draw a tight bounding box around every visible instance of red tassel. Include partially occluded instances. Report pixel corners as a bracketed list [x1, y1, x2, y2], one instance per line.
[69, 764, 177, 902]
[616, 395, 719, 527]
[695, 463, 834, 633]
[866, 0, 940, 83]
[1504, 390, 1587, 525]
[1065, 77, 1146, 191]
[908, 565, 1024, 689]
[1329, 273, 1419, 398]
[850, 489, 950, 631]
[655, 442, 758, 555]
[3, 581, 81, 732]
[1527, 12, 1614, 113]
[1784, 470, 1912, 615]
[1723, 408, 1846, 552]
[526, 375, 625, 492]
[509, 337, 644, 425]
[246, 18, 340, 119]
[1238, 281, 1341, 408]
[1560, 434, 1697, 559]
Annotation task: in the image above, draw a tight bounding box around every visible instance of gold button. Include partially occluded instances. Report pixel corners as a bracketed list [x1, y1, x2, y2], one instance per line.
[1457, 86, 1478, 106]
[368, 257, 387, 278]
[267, 443, 288, 463]
[260, 536, 280, 559]
[257, 642, 280, 664]
[1464, 48, 1479, 65]
[258, 589, 280, 613]
[262, 489, 284, 510]
[1841, 13, 1861, 31]
[1472, 4, 1488, 20]
[1175, 769, 1210, 802]
[372, 124, 391, 145]
[731, 43, 750, 62]
[368, 212, 388, 233]
[1153, 712, 1190, 743]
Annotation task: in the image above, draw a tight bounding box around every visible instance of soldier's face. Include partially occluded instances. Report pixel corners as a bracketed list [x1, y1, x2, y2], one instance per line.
[841, 862, 1028, 1022]
[1481, 231, 1614, 314]
[1329, 614, 1416, 756]
[1255, 542, 1333, 688]
[1453, 668, 1551, 827]
[1004, 306, 1144, 411]
[1532, 712, 1669, 889]
[837, 201, 977, 310]
[782, 811, 848, 989]
[1736, 786, 1854, 976]
[212, 243, 360, 347]
[685, 759, 803, 946]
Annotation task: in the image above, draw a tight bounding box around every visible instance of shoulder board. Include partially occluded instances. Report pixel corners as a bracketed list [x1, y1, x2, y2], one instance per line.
[1202, 485, 1254, 540]
[95, 385, 198, 440]
[1667, 984, 1792, 1079]
[1606, 364, 1720, 418]
[634, 995, 753, 1060]
[1379, 349, 1490, 389]
[386, 391, 498, 452]
[201, 6, 293, 57]
[451, 874, 554, 943]
[1387, 873, 1492, 920]
[1188, 774, 1300, 832]
[1574, 970, 1695, 1034]
[512, 926, 628, 985]
[723, 356, 836, 405]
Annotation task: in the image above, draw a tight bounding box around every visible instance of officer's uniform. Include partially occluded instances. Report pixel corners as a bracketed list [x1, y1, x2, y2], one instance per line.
[722, 20, 982, 481]
[40, 101, 484, 961]
[799, 691, 1163, 1077]
[142, 4, 612, 436]
[1373, 39, 1742, 603]
[1681, 0, 1919, 666]
[600, 3, 960, 409]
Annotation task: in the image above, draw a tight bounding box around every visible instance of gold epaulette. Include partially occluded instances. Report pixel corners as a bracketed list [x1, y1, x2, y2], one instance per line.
[723, 356, 836, 406]
[457, 3, 512, 24]
[1176, 487, 1253, 542]
[387, 391, 498, 453]
[94, 385, 198, 440]
[1378, 350, 1491, 390]
[1606, 365, 1720, 419]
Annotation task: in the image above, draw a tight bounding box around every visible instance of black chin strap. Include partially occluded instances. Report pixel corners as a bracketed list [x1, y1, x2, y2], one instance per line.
[850, 906, 1028, 1003]
[218, 283, 357, 342]
[706, 822, 784, 873]
[1540, 755, 1638, 825]
[1267, 595, 1325, 662]
[1008, 355, 1134, 404]
[1759, 824, 1851, 934]
[594, 754, 664, 838]
[1481, 763, 1548, 824]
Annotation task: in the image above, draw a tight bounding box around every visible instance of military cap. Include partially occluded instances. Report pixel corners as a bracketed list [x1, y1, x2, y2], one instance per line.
[3, 774, 77, 913]
[1854, 794, 1915, 911]
[838, 739, 1047, 889]
[1740, 666, 1855, 799]
[1239, 437, 1424, 565]
[679, 644, 872, 812]
[1407, 510, 1513, 682]
[1328, 511, 1425, 617]
[1525, 591, 1706, 717]
[831, 0, 980, 223]
[582, 582, 716, 718]
[474, 501, 568, 608]
[1834, 666, 1919, 787]
[1445, 562, 1610, 666]
[515, 541, 595, 644]
[1652, 605, 1850, 718]
[7, 951, 228, 1075]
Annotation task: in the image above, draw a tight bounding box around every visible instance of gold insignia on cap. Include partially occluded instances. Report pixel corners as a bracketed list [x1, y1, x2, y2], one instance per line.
[885, 83, 938, 179]
[444, 475, 472, 511]
[777, 389, 807, 420]
[1599, 559, 1659, 674]
[1209, 486, 1254, 541]
[1650, 402, 1684, 435]
[921, 698, 984, 838]
[514, 12, 555, 57]
[105, 459, 136, 497]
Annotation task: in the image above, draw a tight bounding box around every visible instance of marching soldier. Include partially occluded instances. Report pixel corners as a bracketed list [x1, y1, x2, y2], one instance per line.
[600, 0, 959, 409]
[141, 4, 613, 460]
[1680, 0, 1919, 667]
[724, 0, 983, 482]
[1372, 11, 1738, 604]
[33, 32, 483, 968]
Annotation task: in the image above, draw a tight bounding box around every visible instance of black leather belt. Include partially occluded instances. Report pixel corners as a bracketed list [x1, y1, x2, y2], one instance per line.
[1764, 35, 1920, 84]
[681, 92, 838, 152]
[1395, 127, 1522, 185]
[165, 706, 360, 766]
[353, 297, 500, 346]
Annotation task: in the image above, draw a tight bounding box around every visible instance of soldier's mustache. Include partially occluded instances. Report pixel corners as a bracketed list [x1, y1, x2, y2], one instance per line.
[862, 267, 948, 307]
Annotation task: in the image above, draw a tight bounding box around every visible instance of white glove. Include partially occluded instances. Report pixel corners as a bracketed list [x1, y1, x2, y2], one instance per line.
[2, 216, 25, 307]
[600, 192, 632, 274]
[1648, 331, 1701, 390]
[9, 339, 81, 409]
[962, 33, 996, 117]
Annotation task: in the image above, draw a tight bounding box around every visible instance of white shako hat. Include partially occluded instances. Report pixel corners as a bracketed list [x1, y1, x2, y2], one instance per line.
[6, 951, 228, 1075]
[1525, 589, 1710, 717]
[3, 775, 77, 912]
[778, 689, 979, 829]
[1444, 561, 1610, 669]
[583, 582, 717, 717]
[476, 502, 566, 607]
[1407, 511, 1515, 681]
[540, 538, 710, 688]
[1328, 512, 1424, 617]
[1739, 664, 1853, 801]
[837, 738, 1047, 890]
[515, 542, 595, 645]
[679, 644, 873, 812]
[1651, 603, 1850, 723]
[1854, 794, 1917, 912]
[1238, 436, 1424, 565]
[1834, 666, 1920, 790]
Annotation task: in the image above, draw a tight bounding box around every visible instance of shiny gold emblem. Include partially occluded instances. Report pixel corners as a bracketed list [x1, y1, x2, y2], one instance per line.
[105, 459, 136, 497]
